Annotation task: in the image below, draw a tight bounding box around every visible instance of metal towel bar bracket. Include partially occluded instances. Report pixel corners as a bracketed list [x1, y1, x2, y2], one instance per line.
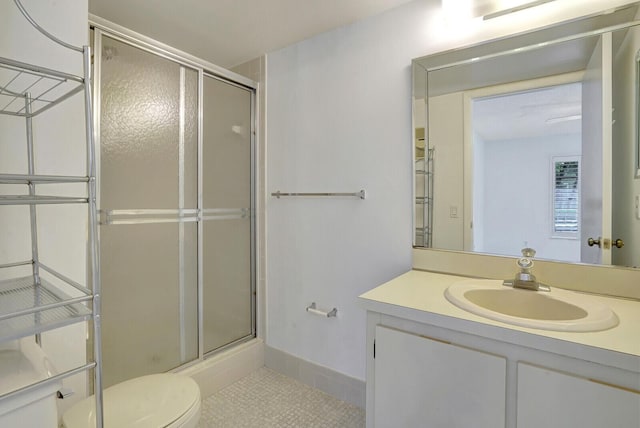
[271, 190, 365, 199]
[306, 302, 337, 318]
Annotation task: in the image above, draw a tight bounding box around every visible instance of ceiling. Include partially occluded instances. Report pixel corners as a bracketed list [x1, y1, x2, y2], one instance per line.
[88, 0, 416, 68]
[473, 82, 582, 141]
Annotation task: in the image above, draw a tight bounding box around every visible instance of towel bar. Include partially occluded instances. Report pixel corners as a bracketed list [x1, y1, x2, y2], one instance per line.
[272, 190, 365, 199]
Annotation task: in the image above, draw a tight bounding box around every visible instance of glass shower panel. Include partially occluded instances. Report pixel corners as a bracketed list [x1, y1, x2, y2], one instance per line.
[202, 75, 253, 354]
[100, 37, 198, 209]
[100, 223, 197, 387]
[98, 35, 198, 387]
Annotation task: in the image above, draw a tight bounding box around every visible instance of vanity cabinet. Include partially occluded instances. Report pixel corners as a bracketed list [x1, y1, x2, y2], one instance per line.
[374, 325, 506, 428]
[517, 363, 640, 428]
[365, 312, 640, 428]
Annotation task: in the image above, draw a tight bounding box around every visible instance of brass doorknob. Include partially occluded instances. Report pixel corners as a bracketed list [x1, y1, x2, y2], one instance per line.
[587, 237, 601, 247]
[613, 238, 624, 248]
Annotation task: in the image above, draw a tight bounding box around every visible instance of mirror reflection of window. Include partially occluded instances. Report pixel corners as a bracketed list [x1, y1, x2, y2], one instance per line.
[552, 157, 580, 239]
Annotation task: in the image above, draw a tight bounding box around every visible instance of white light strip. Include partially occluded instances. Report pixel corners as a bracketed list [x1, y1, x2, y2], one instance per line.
[546, 114, 581, 124]
[483, 0, 556, 20]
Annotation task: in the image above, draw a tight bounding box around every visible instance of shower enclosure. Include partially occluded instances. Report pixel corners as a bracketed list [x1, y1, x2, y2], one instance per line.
[92, 28, 255, 388]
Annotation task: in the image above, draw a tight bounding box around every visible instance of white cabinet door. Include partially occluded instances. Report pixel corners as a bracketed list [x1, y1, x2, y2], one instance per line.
[373, 325, 506, 428]
[517, 363, 640, 428]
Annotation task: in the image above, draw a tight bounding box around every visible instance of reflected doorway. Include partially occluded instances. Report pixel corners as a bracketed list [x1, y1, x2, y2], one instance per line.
[469, 82, 584, 263]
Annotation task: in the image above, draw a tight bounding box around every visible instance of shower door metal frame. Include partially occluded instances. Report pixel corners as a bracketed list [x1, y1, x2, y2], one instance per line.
[199, 70, 257, 359]
[91, 21, 257, 371]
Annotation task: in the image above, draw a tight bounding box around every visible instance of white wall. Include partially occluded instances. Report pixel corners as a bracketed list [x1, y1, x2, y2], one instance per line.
[430, 92, 464, 250]
[266, 2, 424, 380]
[265, 0, 639, 381]
[0, 0, 90, 416]
[479, 135, 582, 262]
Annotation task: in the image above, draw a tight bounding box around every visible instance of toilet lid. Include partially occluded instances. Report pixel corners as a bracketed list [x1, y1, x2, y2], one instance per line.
[62, 373, 200, 428]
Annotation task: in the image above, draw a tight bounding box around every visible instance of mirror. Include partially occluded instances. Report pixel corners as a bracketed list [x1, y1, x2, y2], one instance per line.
[413, 4, 640, 269]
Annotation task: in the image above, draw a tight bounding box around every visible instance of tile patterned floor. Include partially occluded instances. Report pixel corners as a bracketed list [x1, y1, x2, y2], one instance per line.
[197, 367, 365, 428]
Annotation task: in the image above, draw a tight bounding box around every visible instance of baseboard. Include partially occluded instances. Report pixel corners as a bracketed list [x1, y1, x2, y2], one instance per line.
[178, 338, 265, 398]
[264, 345, 366, 409]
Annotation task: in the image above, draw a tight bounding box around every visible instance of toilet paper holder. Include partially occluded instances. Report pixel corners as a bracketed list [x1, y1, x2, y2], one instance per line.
[306, 302, 337, 318]
[57, 388, 74, 399]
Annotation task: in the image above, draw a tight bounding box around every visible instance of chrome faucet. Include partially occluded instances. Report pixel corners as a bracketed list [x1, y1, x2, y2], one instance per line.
[503, 248, 550, 292]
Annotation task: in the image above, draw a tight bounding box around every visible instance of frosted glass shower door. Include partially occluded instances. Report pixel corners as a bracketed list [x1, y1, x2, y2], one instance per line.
[202, 75, 254, 354]
[97, 34, 199, 387]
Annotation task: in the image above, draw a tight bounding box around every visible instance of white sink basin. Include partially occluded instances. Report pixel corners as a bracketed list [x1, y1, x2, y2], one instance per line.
[444, 280, 619, 332]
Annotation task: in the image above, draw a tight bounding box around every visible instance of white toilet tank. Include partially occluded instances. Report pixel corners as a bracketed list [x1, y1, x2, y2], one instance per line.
[0, 339, 61, 428]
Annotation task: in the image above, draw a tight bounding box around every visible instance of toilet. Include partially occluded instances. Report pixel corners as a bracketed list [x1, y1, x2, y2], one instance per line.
[0, 339, 61, 428]
[62, 373, 201, 428]
[0, 338, 200, 427]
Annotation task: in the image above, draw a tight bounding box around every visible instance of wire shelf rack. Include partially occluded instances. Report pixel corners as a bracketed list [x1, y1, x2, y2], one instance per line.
[0, 194, 89, 205]
[0, 56, 84, 117]
[0, 276, 92, 342]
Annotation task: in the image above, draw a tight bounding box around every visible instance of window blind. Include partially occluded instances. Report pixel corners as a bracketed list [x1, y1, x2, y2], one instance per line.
[553, 160, 579, 234]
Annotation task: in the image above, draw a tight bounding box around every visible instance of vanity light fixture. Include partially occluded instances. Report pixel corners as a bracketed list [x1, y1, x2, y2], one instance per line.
[476, 0, 556, 20]
[442, 0, 557, 21]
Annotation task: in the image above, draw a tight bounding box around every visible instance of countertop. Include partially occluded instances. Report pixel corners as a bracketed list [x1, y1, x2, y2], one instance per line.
[359, 270, 640, 373]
